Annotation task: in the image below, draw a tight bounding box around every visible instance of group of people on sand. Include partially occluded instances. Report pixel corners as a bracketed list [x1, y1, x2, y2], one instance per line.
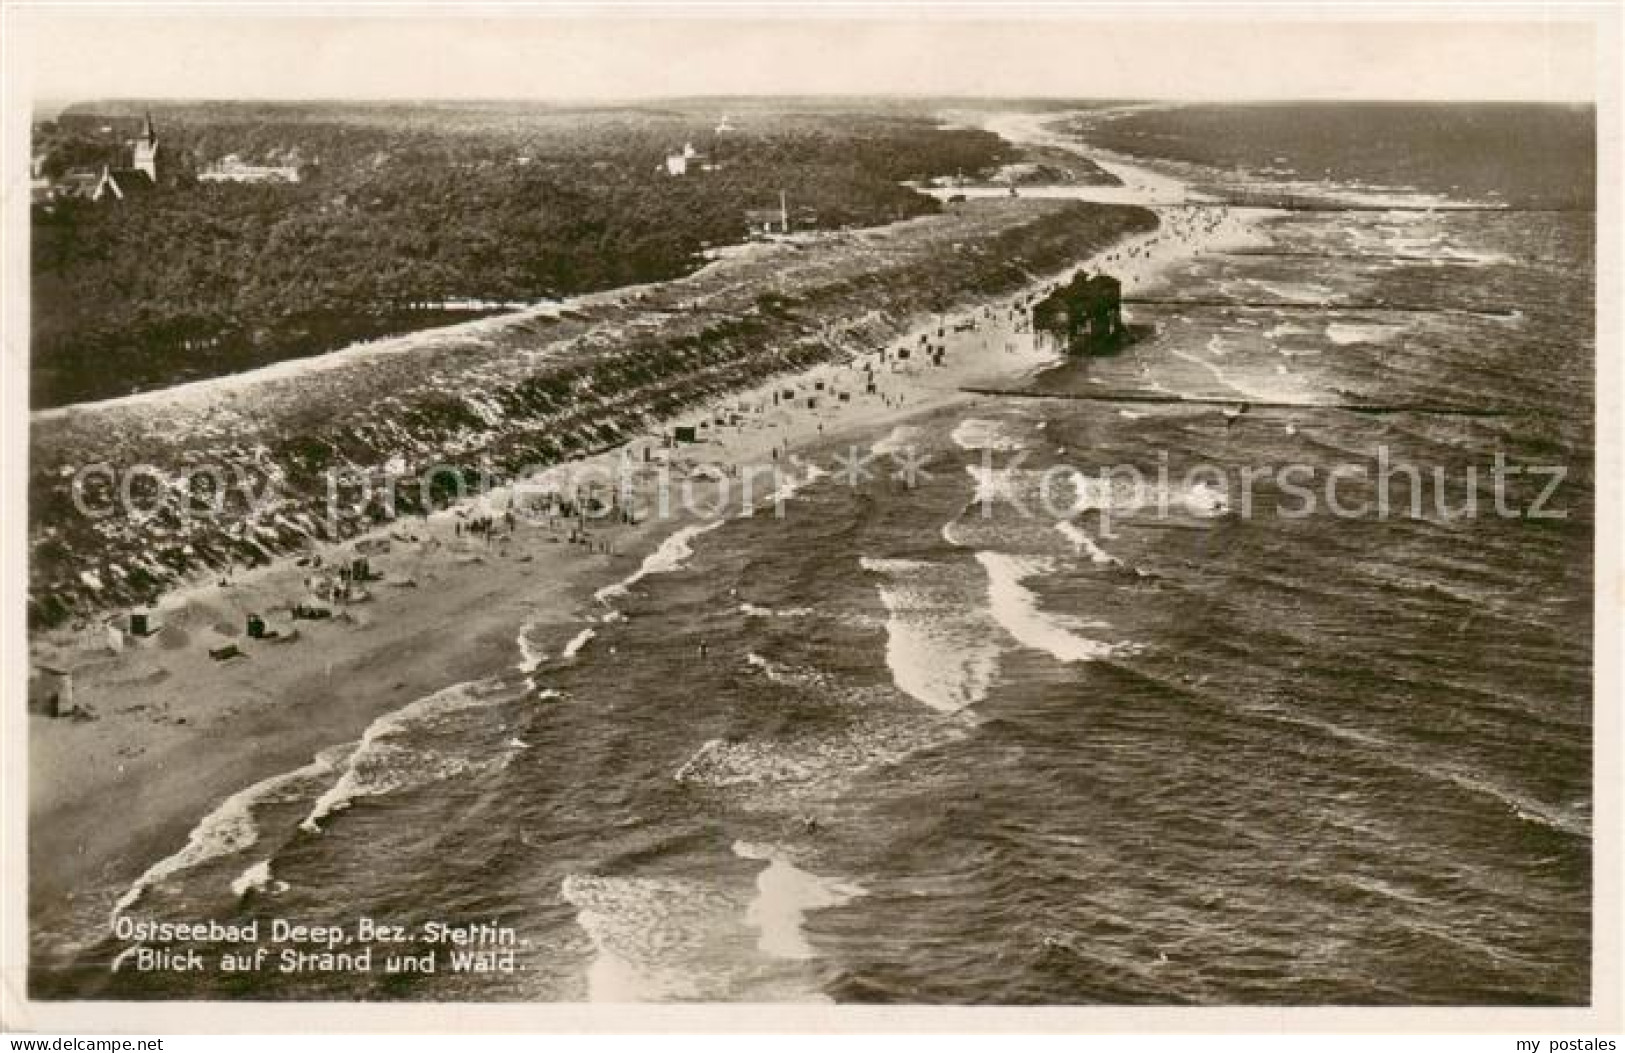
[676, 307, 1010, 457]
[1096, 204, 1235, 273]
[178, 278, 1078, 669]
[454, 512, 507, 539]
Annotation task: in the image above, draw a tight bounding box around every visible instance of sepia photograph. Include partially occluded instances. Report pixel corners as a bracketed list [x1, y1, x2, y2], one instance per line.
[1, 2, 1619, 1035]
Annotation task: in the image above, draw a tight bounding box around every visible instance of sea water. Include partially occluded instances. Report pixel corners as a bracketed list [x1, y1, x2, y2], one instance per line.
[33, 104, 1594, 1005]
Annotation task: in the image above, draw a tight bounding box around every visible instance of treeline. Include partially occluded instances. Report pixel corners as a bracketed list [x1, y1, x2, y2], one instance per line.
[32, 105, 1011, 407]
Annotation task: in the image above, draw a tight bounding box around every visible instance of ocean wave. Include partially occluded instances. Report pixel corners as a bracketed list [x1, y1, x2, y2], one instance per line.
[951, 417, 1025, 452]
[757, 461, 831, 508]
[861, 556, 1000, 713]
[1180, 480, 1231, 517]
[733, 841, 864, 960]
[113, 747, 345, 916]
[1386, 233, 1447, 254]
[675, 737, 830, 791]
[1431, 766, 1592, 839]
[1167, 346, 1233, 387]
[953, 464, 1211, 522]
[1265, 322, 1319, 341]
[964, 464, 1098, 514]
[976, 551, 1125, 662]
[562, 627, 597, 660]
[1245, 704, 1591, 839]
[594, 520, 724, 604]
[964, 440, 1248, 526]
[739, 602, 813, 619]
[1326, 322, 1405, 346]
[1055, 521, 1123, 566]
[1256, 280, 1335, 302]
[745, 652, 807, 686]
[229, 859, 285, 898]
[673, 714, 953, 795]
[515, 618, 548, 674]
[871, 424, 924, 455]
[298, 679, 515, 833]
[559, 873, 742, 1002]
[1413, 244, 1518, 267]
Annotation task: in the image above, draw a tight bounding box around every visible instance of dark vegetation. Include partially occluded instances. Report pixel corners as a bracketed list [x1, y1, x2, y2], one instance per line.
[32, 101, 1015, 407]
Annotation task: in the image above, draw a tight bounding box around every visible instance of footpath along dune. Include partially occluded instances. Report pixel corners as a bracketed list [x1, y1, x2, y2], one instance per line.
[26, 136, 1262, 946]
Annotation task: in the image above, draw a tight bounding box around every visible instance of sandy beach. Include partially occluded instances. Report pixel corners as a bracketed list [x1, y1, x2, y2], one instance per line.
[27, 143, 1259, 940]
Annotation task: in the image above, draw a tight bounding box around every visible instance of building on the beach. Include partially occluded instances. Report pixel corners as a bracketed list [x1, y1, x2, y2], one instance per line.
[1031, 272, 1126, 355]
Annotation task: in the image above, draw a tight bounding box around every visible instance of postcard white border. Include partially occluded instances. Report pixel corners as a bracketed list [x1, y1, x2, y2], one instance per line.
[2, 0, 1619, 1035]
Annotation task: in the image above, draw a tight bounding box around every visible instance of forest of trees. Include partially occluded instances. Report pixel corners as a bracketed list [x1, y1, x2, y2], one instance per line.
[32, 103, 1012, 407]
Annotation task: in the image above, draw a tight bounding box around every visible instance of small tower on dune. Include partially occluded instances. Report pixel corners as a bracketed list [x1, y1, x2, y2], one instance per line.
[130, 111, 158, 181]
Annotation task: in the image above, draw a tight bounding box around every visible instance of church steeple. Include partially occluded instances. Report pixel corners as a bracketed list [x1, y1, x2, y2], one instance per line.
[131, 110, 158, 182]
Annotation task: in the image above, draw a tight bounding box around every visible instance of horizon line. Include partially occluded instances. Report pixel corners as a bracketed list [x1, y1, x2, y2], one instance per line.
[35, 94, 1599, 109]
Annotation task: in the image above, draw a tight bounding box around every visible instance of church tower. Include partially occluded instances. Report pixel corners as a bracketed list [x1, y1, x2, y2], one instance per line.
[130, 111, 158, 181]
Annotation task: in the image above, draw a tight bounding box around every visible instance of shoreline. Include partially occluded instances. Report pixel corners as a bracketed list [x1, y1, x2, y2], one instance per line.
[27, 144, 1262, 957]
[27, 196, 1159, 630]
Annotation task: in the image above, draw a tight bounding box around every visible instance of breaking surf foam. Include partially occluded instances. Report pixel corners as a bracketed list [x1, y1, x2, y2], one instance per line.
[1326, 321, 1405, 346]
[758, 462, 831, 508]
[230, 859, 281, 898]
[976, 551, 1122, 663]
[861, 556, 999, 713]
[745, 652, 798, 685]
[113, 747, 345, 916]
[515, 619, 547, 674]
[562, 628, 597, 660]
[733, 841, 864, 960]
[595, 521, 724, 604]
[872, 424, 924, 455]
[951, 418, 1025, 452]
[739, 602, 813, 619]
[299, 679, 515, 834]
[560, 872, 786, 1002]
